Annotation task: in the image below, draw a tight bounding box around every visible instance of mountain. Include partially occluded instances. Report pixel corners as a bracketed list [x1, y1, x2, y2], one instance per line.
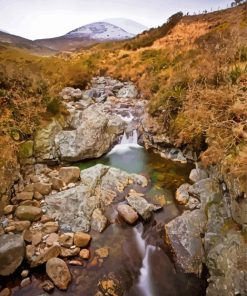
[103, 18, 148, 35]
[0, 30, 56, 55]
[35, 22, 135, 52]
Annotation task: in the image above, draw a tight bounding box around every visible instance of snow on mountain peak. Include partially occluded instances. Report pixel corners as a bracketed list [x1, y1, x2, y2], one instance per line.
[103, 18, 148, 35]
[66, 22, 134, 40]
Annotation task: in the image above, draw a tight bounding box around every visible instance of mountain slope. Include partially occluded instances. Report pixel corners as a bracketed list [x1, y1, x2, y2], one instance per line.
[103, 18, 148, 35]
[35, 22, 134, 52]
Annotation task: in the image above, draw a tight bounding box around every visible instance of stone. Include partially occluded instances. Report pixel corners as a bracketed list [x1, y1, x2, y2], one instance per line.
[4, 226, 16, 233]
[68, 260, 83, 266]
[34, 182, 52, 196]
[19, 140, 34, 159]
[24, 184, 34, 192]
[26, 245, 35, 261]
[21, 270, 29, 278]
[16, 192, 33, 201]
[3, 205, 15, 215]
[91, 209, 108, 233]
[10, 221, 31, 232]
[58, 167, 80, 185]
[60, 247, 80, 257]
[165, 209, 207, 276]
[34, 191, 43, 200]
[175, 183, 191, 205]
[74, 232, 91, 247]
[20, 277, 31, 287]
[117, 204, 138, 224]
[30, 175, 40, 183]
[42, 222, 59, 234]
[41, 280, 54, 292]
[32, 231, 42, 246]
[15, 206, 42, 221]
[20, 200, 40, 207]
[23, 230, 33, 243]
[126, 195, 161, 220]
[95, 247, 109, 258]
[46, 233, 59, 246]
[46, 258, 71, 290]
[51, 177, 64, 191]
[79, 249, 90, 259]
[60, 87, 82, 101]
[0, 234, 25, 276]
[189, 168, 208, 183]
[59, 233, 74, 248]
[117, 84, 138, 99]
[30, 245, 60, 268]
[0, 288, 11, 296]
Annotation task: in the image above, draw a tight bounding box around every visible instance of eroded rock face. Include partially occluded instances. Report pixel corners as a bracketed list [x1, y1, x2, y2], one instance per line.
[44, 164, 148, 232]
[0, 234, 25, 276]
[165, 209, 207, 276]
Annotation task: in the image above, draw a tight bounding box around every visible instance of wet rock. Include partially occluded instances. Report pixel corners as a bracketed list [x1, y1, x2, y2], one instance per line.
[58, 167, 80, 185]
[60, 87, 82, 101]
[41, 280, 54, 292]
[189, 168, 208, 183]
[91, 209, 108, 233]
[55, 105, 125, 162]
[42, 222, 59, 234]
[46, 258, 71, 290]
[79, 249, 90, 259]
[60, 247, 80, 257]
[59, 233, 74, 247]
[74, 232, 91, 247]
[30, 245, 60, 268]
[20, 277, 31, 287]
[0, 288, 11, 296]
[0, 234, 25, 276]
[165, 209, 207, 276]
[15, 206, 42, 222]
[16, 192, 33, 201]
[126, 195, 161, 220]
[175, 183, 191, 205]
[95, 247, 109, 258]
[117, 204, 138, 224]
[34, 182, 52, 196]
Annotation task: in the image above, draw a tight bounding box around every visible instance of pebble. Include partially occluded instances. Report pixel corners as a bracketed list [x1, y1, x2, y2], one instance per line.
[41, 280, 54, 292]
[79, 249, 90, 259]
[21, 270, 29, 278]
[20, 277, 31, 287]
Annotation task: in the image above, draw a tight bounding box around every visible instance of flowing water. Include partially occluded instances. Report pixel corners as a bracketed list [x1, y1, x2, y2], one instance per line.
[8, 127, 207, 296]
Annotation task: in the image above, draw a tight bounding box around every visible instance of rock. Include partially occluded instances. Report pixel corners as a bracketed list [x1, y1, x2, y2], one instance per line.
[4, 225, 16, 233]
[175, 183, 191, 205]
[19, 140, 34, 159]
[21, 270, 29, 278]
[68, 260, 83, 266]
[55, 105, 125, 162]
[117, 204, 138, 224]
[30, 175, 40, 183]
[41, 280, 54, 292]
[59, 233, 74, 247]
[0, 288, 11, 296]
[91, 209, 108, 233]
[15, 206, 42, 222]
[41, 215, 54, 223]
[20, 277, 31, 287]
[189, 168, 208, 183]
[58, 167, 80, 185]
[34, 191, 43, 200]
[117, 84, 138, 99]
[3, 205, 15, 215]
[60, 87, 82, 101]
[26, 245, 35, 261]
[60, 247, 80, 257]
[34, 119, 63, 162]
[126, 195, 160, 220]
[30, 245, 60, 268]
[0, 234, 25, 276]
[32, 231, 42, 246]
[20, 200, 40, 207]
[95, 247, 109, 258]
[74, 232, 91, 247]
[16, 192, 33, 201]
[10, 221, 31, 232]
[34, 182, 52, 196]
[79, 249, 90, 259]
[165, 209, 207, 276]
[46, 233, 59, 246]
[42, 222, 59, 234]
[46, 258, 71, 290]
[51, 177, 64, 191]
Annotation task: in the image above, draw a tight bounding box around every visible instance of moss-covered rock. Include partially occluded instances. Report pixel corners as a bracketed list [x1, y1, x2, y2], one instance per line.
[19, 140, 34, 159]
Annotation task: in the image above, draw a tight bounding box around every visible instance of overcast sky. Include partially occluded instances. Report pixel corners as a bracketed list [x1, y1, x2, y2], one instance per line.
[0, 0, 231, 40]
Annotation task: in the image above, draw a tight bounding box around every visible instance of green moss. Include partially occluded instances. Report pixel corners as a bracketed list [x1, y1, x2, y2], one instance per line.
[19, 140, 34, 159]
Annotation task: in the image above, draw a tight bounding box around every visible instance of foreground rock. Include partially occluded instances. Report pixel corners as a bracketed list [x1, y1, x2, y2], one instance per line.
[117, 204, 138, 224]
[45, 164, 148, 232]
[15, 205, 42, 221]
[46, 258, 71, 290]
[0, 234, 25, 276]
[165, 209, 207, 276]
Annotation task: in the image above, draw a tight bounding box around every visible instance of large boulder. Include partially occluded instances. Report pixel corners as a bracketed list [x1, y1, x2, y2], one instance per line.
[0, 234, 25, 276]
[165, 209, 207, 276]
[55, 105, 125, 162]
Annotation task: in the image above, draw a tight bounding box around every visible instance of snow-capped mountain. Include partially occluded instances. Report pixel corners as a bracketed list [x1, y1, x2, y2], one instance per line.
[66, 22, 134, 40]
[103, 18, 148, 35]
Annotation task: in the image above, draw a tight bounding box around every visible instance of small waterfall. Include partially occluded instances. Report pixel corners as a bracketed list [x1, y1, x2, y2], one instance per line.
[120, 130, 138, 145]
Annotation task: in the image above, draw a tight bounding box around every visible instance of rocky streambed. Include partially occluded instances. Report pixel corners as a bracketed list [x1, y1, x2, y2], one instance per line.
[0, 77, 246, 296]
